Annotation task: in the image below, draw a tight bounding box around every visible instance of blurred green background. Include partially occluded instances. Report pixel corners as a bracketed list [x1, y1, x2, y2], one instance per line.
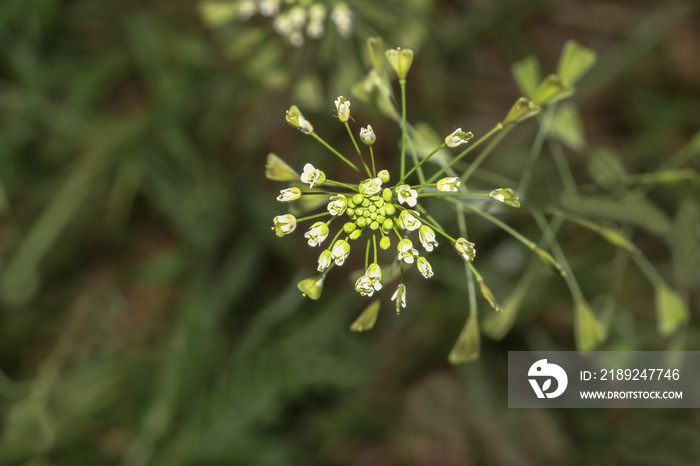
[1, 0, 699, 464]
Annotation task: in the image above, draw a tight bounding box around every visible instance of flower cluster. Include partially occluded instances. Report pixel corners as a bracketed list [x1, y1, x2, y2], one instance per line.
[268, 47, 529, 321]
[200, 0, 353, 47]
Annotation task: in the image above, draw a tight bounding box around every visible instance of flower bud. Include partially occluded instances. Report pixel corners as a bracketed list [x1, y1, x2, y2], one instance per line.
[304, 222, 329, 247]
[436, 177, 460, 192]
[359, 178, 382, 196]
[349, 229, 362, 240]
[360, 125, 376, 145]
[454, 237, 476, 261]
[379, 236, 391, 250]
[272, 214, 297, 237]
[335, 96, 351, 122]
[277, 187, 302, 202]
[378, 170, 391, 184]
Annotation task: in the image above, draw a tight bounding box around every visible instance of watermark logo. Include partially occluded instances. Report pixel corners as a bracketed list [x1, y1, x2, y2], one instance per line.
[528, 359, 568, 398]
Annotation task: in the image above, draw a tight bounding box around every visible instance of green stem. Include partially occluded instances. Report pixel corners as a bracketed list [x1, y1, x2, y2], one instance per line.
[400, 79, 407, 180]
[455, 199, 534, 248]
[399, 143, 446, 185]
[532, 211, 583, 300]
[632, 253, 665, 288]
[311, 132, 360, 172]
[456, 204, 477, 315]
[369, 146, 377, 177]
[548, 136, 578, 196]
[460, 126, 512, 183]
[418, 192, 490, 198]
[427, 124, 503, 183]
[392, 226, 404, 241]
[519, 106, 554, 194]
[345, 122, 372, 177]
[296, 212, 331, 222]
[365, 238, 371, 270]
[373, 235, 377, 263]
[324, 180, 358, 191]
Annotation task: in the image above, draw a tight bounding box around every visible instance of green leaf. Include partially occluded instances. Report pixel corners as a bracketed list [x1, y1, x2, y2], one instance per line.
[511, 56, 541, 98]
[557, 40, 597, 85]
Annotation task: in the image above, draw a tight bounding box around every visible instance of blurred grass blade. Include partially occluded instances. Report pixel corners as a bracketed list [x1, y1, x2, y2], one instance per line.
[668, 199, 700, 288]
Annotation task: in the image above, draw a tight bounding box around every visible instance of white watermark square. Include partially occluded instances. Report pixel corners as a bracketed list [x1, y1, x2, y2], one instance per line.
[508, 352, 700, 408]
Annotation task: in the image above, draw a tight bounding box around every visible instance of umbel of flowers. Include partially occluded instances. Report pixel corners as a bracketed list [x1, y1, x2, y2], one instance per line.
[268, 42, 595, 362]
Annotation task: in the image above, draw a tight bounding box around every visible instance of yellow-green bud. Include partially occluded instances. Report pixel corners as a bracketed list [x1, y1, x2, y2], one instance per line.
[349, 229, 362, 240]
[384, 204, 395, 216]
[343, 222, 356, 233]
[379, 236, 391, 250]
[378, 170, 391, 184]
[352, 193, 364, 205]
[370, 221, 379, 230]
[356, 217, 367, 228]
[382, 218, 394, 233]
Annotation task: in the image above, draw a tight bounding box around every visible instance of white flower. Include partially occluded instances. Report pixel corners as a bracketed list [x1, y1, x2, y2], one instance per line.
[331, 2, 353, 38]
[331, 239, 351, 266]
[277, 187, 302, 202]
[259, 0, 280, 17]
[396, 185, 418, 207]
[417, 257, 434, 278]
[306, 4, 326, 38]
[436, 177, 460, 192]
[335, 96, 351, 122]
[391, 284, 407, 313]
[272, 214, 297, 237]
[418, 225, 438, 252]
[360, 126, 376, 145]
[317, 250, 332, 272]
[455, 237, 476, 261]
[237, 0, 257, 20]
[300, 163, 326, 188]
[355, 264, 382, 296]
[358, 178, 382, 196]
[397, 239, 419, 264]
[305, 222, 329, 247]
[327, 194, 348, 216]
[396, 210, 421, 231]
[445, 128, 472, 147]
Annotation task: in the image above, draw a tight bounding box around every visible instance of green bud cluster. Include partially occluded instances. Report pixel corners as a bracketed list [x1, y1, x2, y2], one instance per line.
[345, 190, 397, 235]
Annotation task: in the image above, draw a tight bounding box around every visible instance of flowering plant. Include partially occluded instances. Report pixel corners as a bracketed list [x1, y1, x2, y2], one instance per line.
[267, 39, 688, 362]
